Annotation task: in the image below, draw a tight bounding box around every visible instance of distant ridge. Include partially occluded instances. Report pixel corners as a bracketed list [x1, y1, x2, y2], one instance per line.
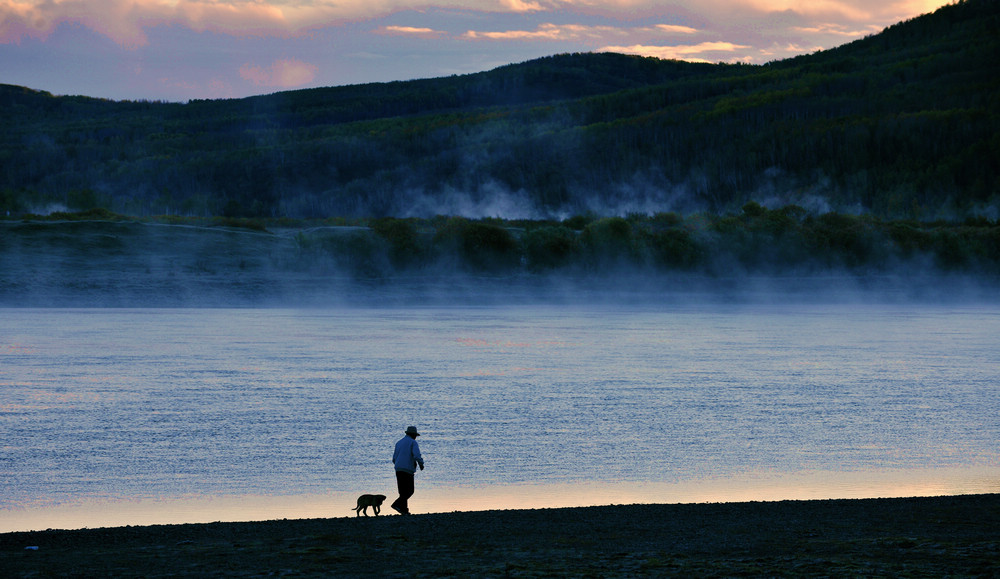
[2, 0, 997, 220]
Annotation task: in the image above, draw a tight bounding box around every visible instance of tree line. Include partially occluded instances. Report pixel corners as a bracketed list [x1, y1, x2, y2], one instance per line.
[15, 204, 999, 280]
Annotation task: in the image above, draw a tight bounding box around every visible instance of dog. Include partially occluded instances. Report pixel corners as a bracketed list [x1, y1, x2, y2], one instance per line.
[352, 494, 387, 516]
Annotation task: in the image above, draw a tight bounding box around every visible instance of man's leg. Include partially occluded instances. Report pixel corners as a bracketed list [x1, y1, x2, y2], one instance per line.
[392, 471, 414, 514]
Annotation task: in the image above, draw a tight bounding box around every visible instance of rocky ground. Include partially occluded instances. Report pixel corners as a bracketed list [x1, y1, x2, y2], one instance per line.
[2, 494, 998, 577]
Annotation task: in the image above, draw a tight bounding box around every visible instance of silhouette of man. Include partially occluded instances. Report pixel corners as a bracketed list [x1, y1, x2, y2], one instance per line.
[390, 425, 424, 515]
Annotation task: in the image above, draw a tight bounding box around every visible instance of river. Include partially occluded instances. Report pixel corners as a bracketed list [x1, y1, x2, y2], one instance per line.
[2, 303, 998, 531]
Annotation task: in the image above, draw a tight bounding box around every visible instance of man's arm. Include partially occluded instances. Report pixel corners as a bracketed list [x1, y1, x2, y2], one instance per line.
[413, 441, 424, 470]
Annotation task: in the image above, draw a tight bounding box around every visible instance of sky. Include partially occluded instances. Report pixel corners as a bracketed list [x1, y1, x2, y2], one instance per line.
[1, 0, 951, 102]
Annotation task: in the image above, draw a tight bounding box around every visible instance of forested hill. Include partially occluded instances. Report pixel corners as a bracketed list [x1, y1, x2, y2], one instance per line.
[2, 0, 998, 221]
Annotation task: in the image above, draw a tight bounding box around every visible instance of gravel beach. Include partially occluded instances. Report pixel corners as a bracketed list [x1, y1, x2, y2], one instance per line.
[2, 494, 998, 577]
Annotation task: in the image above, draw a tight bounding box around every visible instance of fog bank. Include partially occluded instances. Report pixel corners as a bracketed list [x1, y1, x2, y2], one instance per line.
[2, 217, 998, 308]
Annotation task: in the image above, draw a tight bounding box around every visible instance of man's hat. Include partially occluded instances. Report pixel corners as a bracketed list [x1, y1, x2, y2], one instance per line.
[405, 426, 420, 436]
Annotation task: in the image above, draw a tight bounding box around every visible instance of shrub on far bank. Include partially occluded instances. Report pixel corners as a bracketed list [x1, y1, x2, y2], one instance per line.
[581, 217, 638, 267]
[371, 218, 426, 269]
[524, 225, 579, 271]
[646, 228, 701, 270]
[459, 221, 520, 271]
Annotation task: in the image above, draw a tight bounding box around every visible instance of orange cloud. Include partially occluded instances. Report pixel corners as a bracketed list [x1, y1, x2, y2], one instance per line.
[239, 58, 317, 88]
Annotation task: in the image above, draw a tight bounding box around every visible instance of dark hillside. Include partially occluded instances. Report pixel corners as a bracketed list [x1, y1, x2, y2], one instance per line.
[0, 0, 996, 220]
[1, 53, 717, 130]
[568, 0, 999, 217]
[207, 53, 723, 128]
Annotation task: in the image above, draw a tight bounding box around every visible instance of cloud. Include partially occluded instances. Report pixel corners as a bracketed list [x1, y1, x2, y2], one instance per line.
[462, 21, 704, 43]
[1, 0, 151, 47]
[655, 24, 698, 34]
[793, 22, 882, 37]
[739, 0, 872, 20]
[173, 0, 292, 36]
[500, 0, 545, 12]
[463, 22, 625, 41]
[0, 0, 553, 46]
[1, 0, 953, 49]
[709, 0, 952, 23]
[0, 0, 297, 47]
[239, 58, 318, 88]
[599, 41, 750, 63]
[379, 25, 447, 37]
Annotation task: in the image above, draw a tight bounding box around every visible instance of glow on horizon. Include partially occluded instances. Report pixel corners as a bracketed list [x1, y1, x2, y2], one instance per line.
[3, 466, 996, 533]
[0, 0, 953, 101]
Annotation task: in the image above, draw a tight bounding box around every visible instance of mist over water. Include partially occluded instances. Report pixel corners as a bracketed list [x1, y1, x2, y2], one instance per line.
[2, 219, 998, 309]
[2, 304, 998, 532]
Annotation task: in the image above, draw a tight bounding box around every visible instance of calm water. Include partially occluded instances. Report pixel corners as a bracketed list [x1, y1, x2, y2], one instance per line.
[2, 304, 999, 531]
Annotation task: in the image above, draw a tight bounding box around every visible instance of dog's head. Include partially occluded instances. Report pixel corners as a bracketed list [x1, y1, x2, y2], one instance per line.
[371, 494, 387, 505]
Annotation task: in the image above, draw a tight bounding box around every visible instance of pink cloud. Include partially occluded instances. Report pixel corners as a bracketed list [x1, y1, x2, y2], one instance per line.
[239, 58, 318, 88]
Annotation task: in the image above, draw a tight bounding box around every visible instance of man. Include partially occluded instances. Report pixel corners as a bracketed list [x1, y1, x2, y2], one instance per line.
[391, 425, 425, 515]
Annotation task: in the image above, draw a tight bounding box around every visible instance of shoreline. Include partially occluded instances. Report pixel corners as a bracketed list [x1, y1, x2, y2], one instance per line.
[6, 464, 999, 535]
[3, 494, 998, 577]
